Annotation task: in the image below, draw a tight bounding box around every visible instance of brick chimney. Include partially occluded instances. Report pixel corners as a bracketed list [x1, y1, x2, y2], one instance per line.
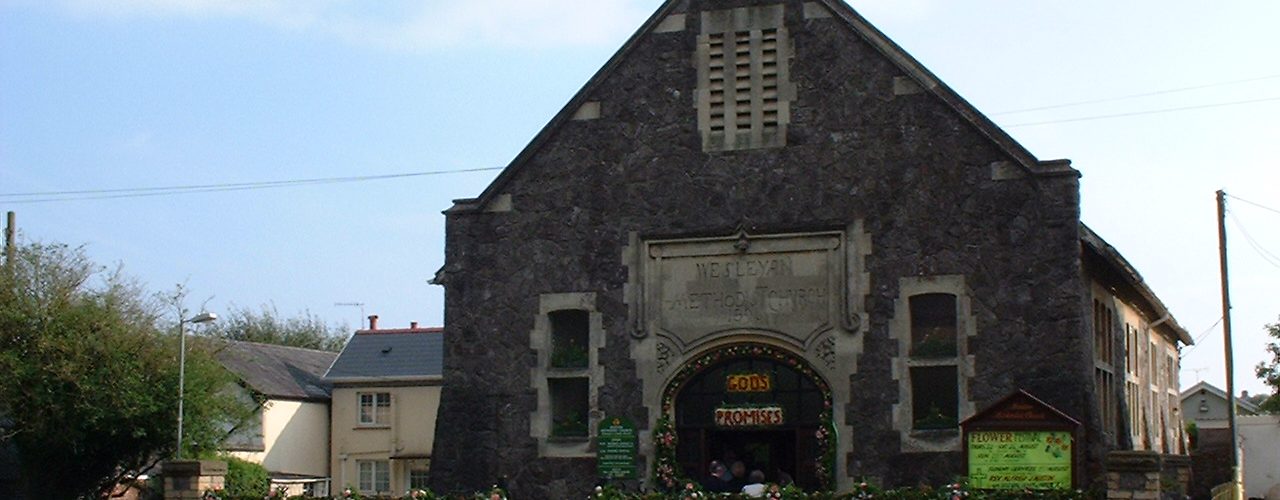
[367, 315, 379, 330]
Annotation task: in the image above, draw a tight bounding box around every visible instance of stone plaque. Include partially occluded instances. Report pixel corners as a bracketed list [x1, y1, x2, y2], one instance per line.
[644, 231, 845, 349]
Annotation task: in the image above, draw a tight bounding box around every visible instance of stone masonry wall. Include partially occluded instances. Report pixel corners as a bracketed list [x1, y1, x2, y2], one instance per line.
[430, 0, 1089, 497]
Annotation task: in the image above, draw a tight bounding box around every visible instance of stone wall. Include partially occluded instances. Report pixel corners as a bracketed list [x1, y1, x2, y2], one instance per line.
[1106, 451, 1191, 500]
[429, 0, 1090, 497]
[162, 460, 226, 500]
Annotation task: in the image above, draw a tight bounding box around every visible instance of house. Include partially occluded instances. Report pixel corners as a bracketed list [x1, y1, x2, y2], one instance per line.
[1180, 381, 1277, 499]
[1083, 226, 1193, 455]
[217, 341, 337, 496]
[1181, 381, 1261, 426]
[324, 316, 443, 496]
[427, 0, 1193, 497]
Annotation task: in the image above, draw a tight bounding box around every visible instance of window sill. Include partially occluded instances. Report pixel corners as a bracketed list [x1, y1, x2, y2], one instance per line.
[548, 435, 591, 444]
[547, 368, 590, 377]
[354, 424, 392, 430]
[909, 428, 959, 438]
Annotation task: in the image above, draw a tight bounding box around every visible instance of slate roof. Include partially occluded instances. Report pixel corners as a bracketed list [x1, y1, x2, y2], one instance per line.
[324, 328, 444, 382]
[216, 342, 338, 401]
[1180, 381, 1261, 415]
[1080, 224, 1193, 345]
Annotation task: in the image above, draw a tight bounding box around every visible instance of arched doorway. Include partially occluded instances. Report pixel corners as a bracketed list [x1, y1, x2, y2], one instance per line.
[657, 343, 834, 491]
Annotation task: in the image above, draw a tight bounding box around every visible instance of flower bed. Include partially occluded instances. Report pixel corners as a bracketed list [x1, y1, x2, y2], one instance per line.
[199, 482, 1094, 500]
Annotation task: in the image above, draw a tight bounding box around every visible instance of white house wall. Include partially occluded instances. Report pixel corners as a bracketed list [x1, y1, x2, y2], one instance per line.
[229, 399, 330, 478]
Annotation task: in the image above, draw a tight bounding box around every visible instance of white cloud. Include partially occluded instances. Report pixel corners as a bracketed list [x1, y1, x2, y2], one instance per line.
[47, 0, 658, 51]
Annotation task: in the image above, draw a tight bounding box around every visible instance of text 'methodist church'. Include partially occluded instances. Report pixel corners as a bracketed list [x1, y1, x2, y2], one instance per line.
[428, 1, 1192, 497]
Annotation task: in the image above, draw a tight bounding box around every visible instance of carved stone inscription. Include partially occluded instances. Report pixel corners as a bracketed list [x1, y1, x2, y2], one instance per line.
[645, 232, 844, 348]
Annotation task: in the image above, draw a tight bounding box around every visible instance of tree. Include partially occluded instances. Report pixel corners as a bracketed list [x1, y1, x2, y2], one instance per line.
[1257, 318, 1280, 413]
[201, 304, 349, 352]
[0, 241, 254, 499]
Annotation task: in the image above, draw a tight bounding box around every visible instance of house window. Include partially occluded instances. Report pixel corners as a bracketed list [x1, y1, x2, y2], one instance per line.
[409, 469, 430, 490]
[1092, 298, 1117, 440]
[358, 392, 391, 426]
[357, 460, 390, 494]
[697, 5, 791, 151]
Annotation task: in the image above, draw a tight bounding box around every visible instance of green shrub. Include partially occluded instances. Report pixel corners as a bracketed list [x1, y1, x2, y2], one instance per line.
[222, 455, 270, 497]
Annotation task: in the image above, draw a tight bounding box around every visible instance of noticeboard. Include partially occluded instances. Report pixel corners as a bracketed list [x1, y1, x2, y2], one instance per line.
[968, 430, 1073, 489]
[597, 416, 637, 479]
[961, 390, 1081, 491]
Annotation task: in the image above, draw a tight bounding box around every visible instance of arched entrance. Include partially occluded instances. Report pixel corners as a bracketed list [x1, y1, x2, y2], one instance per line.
[656, 343, 834, 491]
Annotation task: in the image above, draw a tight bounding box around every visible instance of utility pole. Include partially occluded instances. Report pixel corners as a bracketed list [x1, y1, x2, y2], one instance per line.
[1216, 190, 1241, 492]
[4, 211, 14, 270]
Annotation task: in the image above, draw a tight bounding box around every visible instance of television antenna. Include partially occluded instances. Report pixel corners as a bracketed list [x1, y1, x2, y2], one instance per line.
[335, 302, 367, 329]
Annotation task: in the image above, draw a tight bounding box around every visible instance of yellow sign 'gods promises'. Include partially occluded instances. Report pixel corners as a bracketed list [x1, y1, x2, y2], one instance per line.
[726, 373, 772, 393]
[968, 431, 1072, 490]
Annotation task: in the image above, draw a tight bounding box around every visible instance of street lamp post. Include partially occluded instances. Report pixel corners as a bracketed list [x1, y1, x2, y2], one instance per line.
[177, 311, 217, 459]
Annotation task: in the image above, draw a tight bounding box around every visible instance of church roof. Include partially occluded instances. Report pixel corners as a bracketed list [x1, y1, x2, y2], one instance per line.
[450, 0, 1079, 214]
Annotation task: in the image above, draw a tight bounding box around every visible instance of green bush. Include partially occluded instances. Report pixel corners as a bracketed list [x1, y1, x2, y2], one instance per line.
[222, 455, 270, 497]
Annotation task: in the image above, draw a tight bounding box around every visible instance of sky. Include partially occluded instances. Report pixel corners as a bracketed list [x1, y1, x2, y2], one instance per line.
[1, 0, 1277, 396]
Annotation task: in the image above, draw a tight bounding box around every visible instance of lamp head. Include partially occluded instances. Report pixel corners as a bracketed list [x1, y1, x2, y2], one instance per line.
[187, 312, 217, 324]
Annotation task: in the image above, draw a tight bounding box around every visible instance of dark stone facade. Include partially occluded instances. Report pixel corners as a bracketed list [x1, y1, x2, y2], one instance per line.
[429, 0, 1102, 497]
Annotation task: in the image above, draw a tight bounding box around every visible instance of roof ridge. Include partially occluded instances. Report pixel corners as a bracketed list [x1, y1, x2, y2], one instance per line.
[229, 340, 339, 355]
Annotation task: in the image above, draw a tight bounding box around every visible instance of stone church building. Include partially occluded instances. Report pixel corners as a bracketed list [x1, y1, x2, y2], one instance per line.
[429, 0, 1191, 497]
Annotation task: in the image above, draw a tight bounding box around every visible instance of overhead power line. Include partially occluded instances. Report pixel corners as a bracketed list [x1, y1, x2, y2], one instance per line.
[1183, 316, 1224, 355]
[1226, 194, 1280, 217]
[1228, 210, 1280, 269]
[0, 167, 505, 205]
[1004, 96, 1280, 128]
[993, 73, 1280, 116]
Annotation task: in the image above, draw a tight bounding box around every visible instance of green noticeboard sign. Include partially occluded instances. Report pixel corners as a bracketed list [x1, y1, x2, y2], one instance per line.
[968, 431, 1073, 490]
[598, 416, 637, 479]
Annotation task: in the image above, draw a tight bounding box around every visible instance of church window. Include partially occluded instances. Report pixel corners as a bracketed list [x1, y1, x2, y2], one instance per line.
[892, 276, 974, 451]
[910, 294, 957, 358]
[550, 310, 590, 369]
[530, 293, 604, 457]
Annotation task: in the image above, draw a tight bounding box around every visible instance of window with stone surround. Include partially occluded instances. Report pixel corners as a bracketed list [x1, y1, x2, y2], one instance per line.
[892, 276, 975, 452]
[908, 293, 960, 429]
[697, 5, 791, 152]
[530, 293, 604, 457]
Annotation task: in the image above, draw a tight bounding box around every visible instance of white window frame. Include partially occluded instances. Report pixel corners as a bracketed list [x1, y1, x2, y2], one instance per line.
[357, 460, 390, 494]
[358, 392, 391, 426]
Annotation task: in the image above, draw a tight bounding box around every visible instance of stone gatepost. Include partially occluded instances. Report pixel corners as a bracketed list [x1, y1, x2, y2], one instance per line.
[162, 460, 227, 499]
[1106, 451, 1190, 500]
